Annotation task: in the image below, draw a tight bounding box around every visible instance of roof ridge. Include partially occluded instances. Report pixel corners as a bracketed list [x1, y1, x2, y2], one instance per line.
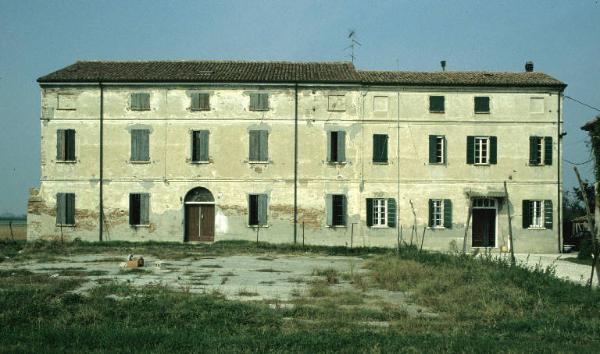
[75, 59, 355, 65]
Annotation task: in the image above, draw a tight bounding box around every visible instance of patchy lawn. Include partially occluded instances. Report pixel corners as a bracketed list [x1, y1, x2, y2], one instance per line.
[1, 240, 599, 352]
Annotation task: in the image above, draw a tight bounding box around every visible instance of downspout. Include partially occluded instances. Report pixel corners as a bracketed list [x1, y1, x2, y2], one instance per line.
[99, 82, 104, 242]
[397, 90, 401, 245]
[557, 91, 562, 253]
[293, 83, 298, 244]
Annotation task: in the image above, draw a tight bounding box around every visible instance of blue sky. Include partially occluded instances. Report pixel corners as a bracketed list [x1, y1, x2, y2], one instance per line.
[0, 0, 599, 215]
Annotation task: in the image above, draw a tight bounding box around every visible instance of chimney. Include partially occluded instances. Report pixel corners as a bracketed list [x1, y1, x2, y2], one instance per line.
[440, 60, 446, 72]
[525, 61, 534, 72]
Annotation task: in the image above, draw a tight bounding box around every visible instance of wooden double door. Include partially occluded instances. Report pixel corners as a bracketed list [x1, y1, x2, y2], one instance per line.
[472, 209, 496, 247]
[185, 204, 215, 242]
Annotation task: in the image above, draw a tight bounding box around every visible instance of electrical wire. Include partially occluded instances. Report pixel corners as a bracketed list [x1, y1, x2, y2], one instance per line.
[563, 157, 593, 166]
[564, 95, 600, 113]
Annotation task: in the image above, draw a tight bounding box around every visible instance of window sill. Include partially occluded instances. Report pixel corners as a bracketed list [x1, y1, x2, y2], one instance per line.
[190, 161, 211, 164]
[249, 109, 270, 112]
[248, 225, 269, 228]
[327, 225, 347, 228]
[56, 160, 77, 164]
[248, 161, 270, 164]
[56, 224, 75, 227]
[527, 227, 547, 230]
[372, 161, 389, 165]
[475, 112, 490, 115]
[327, 161, 348, 165]
[528, 163, 547, 167]
[429, 162, 445, 165]
[190, 108, 211, 112]
[474, 163, 491, 166]
[130, 161, 151, 164]
[428, 226, 446, 230]
[130, 109, 151, 112]
[370, 225, 389, 229]
[327, 109, 346, 112]
[131, 224, 151, 228]
[56, 108, 76, 111]
[429, 111, 445, 114]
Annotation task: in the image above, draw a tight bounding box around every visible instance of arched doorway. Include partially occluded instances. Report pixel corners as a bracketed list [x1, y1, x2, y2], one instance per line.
[184, 187, 215, 242]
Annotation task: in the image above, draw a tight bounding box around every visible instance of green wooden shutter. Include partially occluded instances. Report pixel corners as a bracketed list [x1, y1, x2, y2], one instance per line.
[249, 93, 258, 110]
[387, 198, 396, 228]
[199, 93, 210, 110]
[327, 132, 333, 162]
[489, 136, 497, 164]
[443, 199, 452, 229]
[366, 198, 373, 227]
[66, 193, 75, 225]
[140, 130, 150, 161]
[258, 93, 268, 110]
[428, 199, 434, 227]
[249, 131, 259, 161]
[191, 93, 200, 111]
[529, 137, 539, 165]
[430, 96, 444, 112]
[56, 130, 65, 160]
[466, 136, 475, 164]
[259, 130, 268, 161]
[56, 193, 65, 225]
[326, 194, 333, 226]
[131, 130, 139, 161]
[140, 194, 150, 225]
[131, 93, 140, 110]
[544, 137, 553, 165]
[192, 131, 200, 162]
[382, 135, 389, 162]
[129, 194, 138, 225]
[199, 130, 209, 162]
[258, 194, 268, 226]
[522, 200, 531, 229]
[65, 130, 76, 161]
[544, 200, 553, 229]
[341, 195, 347, 226]
[337, 131, 346, 162]
[429, 135, 437, 163]
[141, 94, 150, 110]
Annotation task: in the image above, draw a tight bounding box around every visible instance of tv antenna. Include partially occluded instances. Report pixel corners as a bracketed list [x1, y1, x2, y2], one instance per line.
[345, 30, 361, 63]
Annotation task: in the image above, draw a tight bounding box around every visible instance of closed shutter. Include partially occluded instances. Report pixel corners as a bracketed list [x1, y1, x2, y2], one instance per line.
[56, 193, 65, 225]
[249, 131, 259, 161]
[131, 93, 149, 110]
[259, 130, 268, 161]
[259, 94, 268, 110]
[544, 200, 553, 229]
[131, 131, 139, 161]
[522, 200, 531, 229]
[382, 135, 388, 162]
[489, 136, 497, 164]
[140, 194, 150, 225]
[429, 135, 437, 163]
[373, 135, 388, 163]
[192, 130, 209, 162]
[65, 130, 76, 161]
[57, 130, 65, 160]
[428, 199, 434, 227]
[529, 136, 540, 165]
[131, 93, 140, 110]
[136, 130, 149, 161]
[466, 136, 475, 164]
[443, 199, 452, 229]
[337, 131, 346, 162]
[387, 198, 396, 228]
[191, 93, 200, 111]
[199, 93, 210, 110]
[249, 93, 257, 110]
[366, 198, 373, 227]
[141, 94, 150, 110]
[258, 194, 268, 226]
[326, 194, 333, 226]
[65, 193, 75, 225]
[544, 137, 553, 165]
[341, 195, 347, 226]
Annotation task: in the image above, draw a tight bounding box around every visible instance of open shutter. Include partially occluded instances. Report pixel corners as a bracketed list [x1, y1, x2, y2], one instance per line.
[466, 136, 475, 164]
[192, 131, 200, 161]
[326, 194, 333, 226]
[443, 199, 452, 229]
[529, 137, 539, 165]
[327, 132, 332, 162]
[66, 130, 75, 161]
[522, 200, 531, 229]
[258, 194, 268, 226]
[429, 135, 437, 163]
[198, 130, 209, 161]
[544, 200, 553, 229]
[544, 137, 553, 165]
[489, 136, 497, 164]
[56, 193, 65, 225]
[129, 194, 138, 225]
[337, 131, 346, 162]
[387, 198, 396, 228]
[259, 130, 268, 161]
[140, 194, 150, 225]
[428, 199, 434, 227]
[56, 130, 65, 160]
[249, 131, 259, 161]
[382, 135, 388, 162]
[341, 195, 347, 226]
[366, 198, 373, 227]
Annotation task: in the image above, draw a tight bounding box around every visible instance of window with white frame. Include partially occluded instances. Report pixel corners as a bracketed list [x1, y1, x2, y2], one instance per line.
[435, 136, 444, 163]
[431, 200, 443, 227]
[372, 199, 387, 227]
[474, 137, 489, 164]
[531, 200, 544, 228]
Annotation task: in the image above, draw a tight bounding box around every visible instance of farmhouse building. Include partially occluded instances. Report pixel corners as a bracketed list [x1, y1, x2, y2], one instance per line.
[28, 60, 566, 253]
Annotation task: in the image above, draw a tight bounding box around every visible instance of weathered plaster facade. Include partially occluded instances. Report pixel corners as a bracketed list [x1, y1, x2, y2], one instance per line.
[28, 61, 566, 253]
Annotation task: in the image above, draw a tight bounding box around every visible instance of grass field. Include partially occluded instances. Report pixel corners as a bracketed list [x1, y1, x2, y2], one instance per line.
[1, 240, 599, 353]
[0, 222, 26, 241]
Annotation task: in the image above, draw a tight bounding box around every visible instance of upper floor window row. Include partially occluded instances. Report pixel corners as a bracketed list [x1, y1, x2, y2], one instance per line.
[429, 96, 490, 114]
[127, 92, 271, 112]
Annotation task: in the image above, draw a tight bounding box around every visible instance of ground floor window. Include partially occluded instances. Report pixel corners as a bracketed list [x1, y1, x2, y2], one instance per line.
[129, 193, 150, 226]
[523, 199, 552, 229]
[428, 199, 452, 228]
[327, 194, 347, 226]
[366, 198, 397, 227]
[56, 193, 75, 226]
[248, 194, 268, 226]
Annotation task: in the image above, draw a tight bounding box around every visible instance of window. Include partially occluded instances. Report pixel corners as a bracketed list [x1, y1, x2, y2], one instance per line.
[327, 131, 346, 163]
[466, 136, 497, 165]
[429, 135, 445, 164]
[249, 93, 269, 111]
[248, 194, 268, 226]
[326, 194, 346, 227]
[328, 95, 346, 111]
[428, 199, 452, 228]
[372, 134, 388, 163]
[523, 200, 553, 229]
[366, 198, 397, 228]
[529, 136, 553, 166]
[429, 96, 445, 113]
[191, 93, 210, 111]
[56, 193, 75, 226]
[530, 97, 545, 113]
[56, 129, 76, 162]
[131, 93, 150, 111]
[129, 193, 150, 226]
[191, 130, 209, 162]
[474, 96, 490, 114]
[373, 96, 389, 112]
[57, 94, 76, 110]
[130, 129, 150, 162]
[249, 130, 268, 162]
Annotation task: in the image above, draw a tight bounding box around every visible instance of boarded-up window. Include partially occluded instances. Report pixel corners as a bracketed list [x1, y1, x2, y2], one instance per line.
[56, 129, 76, 162]
[328, 95, 346, 111]
[327, 131, 346, 163]
[249, 93, 269, 111]
[530, 97, 545, 113]
[56, 193, 75, 225]
[326, 194, 346, 226]
[129, 193, 150, 226]
[373, 96, 389, 112]
[131, 93, 150, 111]
[57, 94, 76, 110]
[474, 96, 490, 113]
[191, 93, 210, 111]
[372, 134, 388, 163]
[249, 130, 268, 162]
[131, 129, 150, 162]
[191, 130, 209, 162]
[429, 96, 445, 113]
[248, 194, 268, 226]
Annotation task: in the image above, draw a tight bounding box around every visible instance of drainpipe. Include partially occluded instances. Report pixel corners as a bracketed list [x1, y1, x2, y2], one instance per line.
[293, 83, 298, 244]
[397, 90, 401, 244]
[557, 91, 562, 253]
[99, 82, 104, 242]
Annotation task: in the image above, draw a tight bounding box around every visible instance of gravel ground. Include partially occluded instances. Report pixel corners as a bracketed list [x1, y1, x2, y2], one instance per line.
[513, 253, 599, 287]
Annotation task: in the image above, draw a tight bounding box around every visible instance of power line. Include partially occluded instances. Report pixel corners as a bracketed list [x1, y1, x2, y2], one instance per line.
[563, 157, 594, 166]
[565, 95, 600, 113]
